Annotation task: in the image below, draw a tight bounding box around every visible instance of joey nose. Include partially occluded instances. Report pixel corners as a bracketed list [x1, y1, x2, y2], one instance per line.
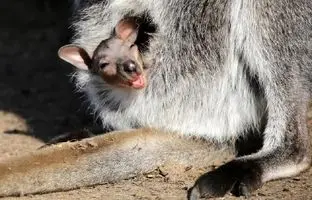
[123, 60, 137, 74]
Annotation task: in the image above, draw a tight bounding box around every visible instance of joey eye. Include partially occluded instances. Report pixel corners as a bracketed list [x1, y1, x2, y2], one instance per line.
[99, 62, 109, 69]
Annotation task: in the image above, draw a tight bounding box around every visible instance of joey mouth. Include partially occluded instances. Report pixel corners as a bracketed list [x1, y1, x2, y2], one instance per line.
[127, 74, 146, 89]
[116, 65, 146, 89]
[102, 72, 146, 90]
[119, 73, 146, 89]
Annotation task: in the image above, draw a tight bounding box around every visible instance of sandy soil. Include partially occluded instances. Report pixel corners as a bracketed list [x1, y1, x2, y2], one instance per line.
[0, 1, 311, 199]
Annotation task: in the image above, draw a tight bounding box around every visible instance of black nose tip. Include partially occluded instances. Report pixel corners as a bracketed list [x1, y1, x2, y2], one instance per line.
[123, 60, 137, 73]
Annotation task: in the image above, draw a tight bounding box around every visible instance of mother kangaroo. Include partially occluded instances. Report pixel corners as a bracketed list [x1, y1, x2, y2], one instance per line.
[0, 0, 311, 199]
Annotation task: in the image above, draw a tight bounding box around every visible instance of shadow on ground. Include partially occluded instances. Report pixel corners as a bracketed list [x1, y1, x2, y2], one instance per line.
[0, 0, 94, 142]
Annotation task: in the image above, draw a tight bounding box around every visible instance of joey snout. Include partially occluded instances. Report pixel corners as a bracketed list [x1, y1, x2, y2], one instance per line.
[116, 59, 146, 89]
[119, 60, 143, 80]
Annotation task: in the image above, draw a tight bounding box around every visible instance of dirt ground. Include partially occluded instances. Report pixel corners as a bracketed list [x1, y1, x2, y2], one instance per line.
[0, 1, 311, 199]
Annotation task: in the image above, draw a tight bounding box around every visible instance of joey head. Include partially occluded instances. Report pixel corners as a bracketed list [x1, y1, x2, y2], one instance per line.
[58, 17, 147, 89]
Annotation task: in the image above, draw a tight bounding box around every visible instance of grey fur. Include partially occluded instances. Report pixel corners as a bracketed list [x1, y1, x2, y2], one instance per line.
[72, 0, 312, 198]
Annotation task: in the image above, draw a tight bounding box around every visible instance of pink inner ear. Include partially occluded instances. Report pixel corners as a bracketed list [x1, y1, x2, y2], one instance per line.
[115, 18, 138, 41]
[118, 28, 134, 40]
[58, 45, 90, 70]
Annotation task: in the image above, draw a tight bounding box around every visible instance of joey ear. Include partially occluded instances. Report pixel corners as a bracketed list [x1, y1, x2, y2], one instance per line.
[126, 29, 139, 44]
[130, 45, 140, 59]
[58, 44, 92, 70]
[115, 18, 139, 43]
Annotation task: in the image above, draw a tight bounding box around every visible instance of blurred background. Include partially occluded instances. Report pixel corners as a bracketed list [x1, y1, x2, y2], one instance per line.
[0, 0, 93, 142]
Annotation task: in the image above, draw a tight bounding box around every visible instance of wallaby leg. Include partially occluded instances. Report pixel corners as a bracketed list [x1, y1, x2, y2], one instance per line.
[189, 98, 311, 199]
[0, 128, 233, 197]
[188, 1, 312, 198]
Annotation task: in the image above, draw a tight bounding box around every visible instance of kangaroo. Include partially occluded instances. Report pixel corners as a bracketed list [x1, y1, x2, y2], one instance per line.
[0, 0, 311, 199]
